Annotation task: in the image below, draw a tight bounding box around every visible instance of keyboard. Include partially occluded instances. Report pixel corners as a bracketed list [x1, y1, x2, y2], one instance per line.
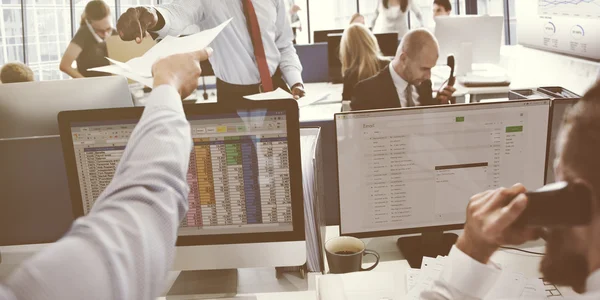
[544, 280, 563, 298]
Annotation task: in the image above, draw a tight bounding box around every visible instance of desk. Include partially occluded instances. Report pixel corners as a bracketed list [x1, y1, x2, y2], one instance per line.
[316, 226, 579, 298]
[457, 46, 600, 102]
[0, 225, 578, 299]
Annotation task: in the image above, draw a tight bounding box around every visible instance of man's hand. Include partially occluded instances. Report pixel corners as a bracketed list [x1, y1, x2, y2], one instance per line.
[291, 83, 305, 100]
[456, 184, 542, 264]
[117, 7, 159, 44]
[152, 48, 213, 99]
[436, 84, 456, 104]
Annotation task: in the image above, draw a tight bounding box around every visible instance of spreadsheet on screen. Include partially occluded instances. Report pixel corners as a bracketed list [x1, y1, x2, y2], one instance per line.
[69, 111, 293, 236]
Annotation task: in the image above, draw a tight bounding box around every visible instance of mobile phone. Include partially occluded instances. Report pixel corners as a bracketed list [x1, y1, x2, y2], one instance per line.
[515, 181, 592, 227]
[447, 55, 455, 86]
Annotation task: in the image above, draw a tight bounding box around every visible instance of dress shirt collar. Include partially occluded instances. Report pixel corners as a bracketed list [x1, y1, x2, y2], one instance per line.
[586, 269, 600, 293]
[389, 62, 409, 93]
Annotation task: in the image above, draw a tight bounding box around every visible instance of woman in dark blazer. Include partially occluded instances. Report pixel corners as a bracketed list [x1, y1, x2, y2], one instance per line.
[340, 24, 390, 100]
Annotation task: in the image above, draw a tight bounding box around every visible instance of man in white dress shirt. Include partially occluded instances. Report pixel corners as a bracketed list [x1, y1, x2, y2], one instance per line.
[0, 48, 211, 299]
[421, 81, 600, 299]
[117, 0, 305, 103]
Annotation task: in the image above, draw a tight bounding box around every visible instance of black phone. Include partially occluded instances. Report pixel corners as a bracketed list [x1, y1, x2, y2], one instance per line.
[447, 55, 455, 86]
[515, 181, 592, 227]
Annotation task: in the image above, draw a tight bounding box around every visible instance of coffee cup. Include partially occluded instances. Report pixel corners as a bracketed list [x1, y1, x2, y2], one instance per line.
[325, 236, 380, 274]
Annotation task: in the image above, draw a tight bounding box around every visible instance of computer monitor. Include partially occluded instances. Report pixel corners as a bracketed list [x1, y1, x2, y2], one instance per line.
[295, 43, 329, 83]
[0, 136, 74, 246]
[0, 76, 134, 247]
[545, 99, 579, 184]
[335, 100, 550, 267]
[314, 29, 344, 43]
[434, 15, 503, 66]
[0, 76, 133, 139]
[327, 32, 398, 83]
[58, 100, 306, 270]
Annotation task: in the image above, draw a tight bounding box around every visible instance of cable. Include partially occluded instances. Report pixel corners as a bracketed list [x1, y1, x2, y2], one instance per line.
[202, 76, 209, 101]
[437, 78, 450, 94]
[500, 246, 545, 256]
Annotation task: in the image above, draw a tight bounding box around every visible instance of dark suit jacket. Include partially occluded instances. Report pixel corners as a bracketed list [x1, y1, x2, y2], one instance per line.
[350, 65, 438, 111]
[342, 58, 390, 100]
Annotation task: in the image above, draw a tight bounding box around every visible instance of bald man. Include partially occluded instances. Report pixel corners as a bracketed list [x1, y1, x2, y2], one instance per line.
[351, 29, 455, 111]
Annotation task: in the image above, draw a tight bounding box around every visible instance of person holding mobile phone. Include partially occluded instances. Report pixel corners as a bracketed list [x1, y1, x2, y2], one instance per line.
[60, 0, 116, 78]
[351, 29, 456, 111]
[420, 81, 600, 300]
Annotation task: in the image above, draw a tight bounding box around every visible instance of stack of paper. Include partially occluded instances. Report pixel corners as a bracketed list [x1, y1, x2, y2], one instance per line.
[299, 128, 325, 272]
[90, 19, 232, 87]
[406, 256, 546, 300]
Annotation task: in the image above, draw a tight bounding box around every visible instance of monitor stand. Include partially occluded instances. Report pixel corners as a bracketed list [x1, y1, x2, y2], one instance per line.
[166, 269, 242, 299]
[396, 232, 458, 268]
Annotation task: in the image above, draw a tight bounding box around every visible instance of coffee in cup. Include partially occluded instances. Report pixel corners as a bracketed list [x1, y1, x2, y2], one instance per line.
[325, 236, 380, 274]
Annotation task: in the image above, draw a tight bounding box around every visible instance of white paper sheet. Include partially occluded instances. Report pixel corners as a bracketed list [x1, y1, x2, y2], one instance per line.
[90, 19, 232, 84]
[406, 268, 421, 292]
[243, 88, 294, 100]
[297, 92, 330, 108]
[318, 272, 398, 300]
[486, 271, 527, 300]
[89, 65, 154, 87]
[519, 278, 546, 300]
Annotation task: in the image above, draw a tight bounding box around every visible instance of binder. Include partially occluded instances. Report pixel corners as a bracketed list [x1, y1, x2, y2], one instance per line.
[300, 127, 326, 272]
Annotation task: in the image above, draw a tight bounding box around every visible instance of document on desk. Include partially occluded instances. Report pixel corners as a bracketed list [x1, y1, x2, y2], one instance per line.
[244, 89, 331, 108]
[405, 256, 545, 300]
[89, 19, 232, 84]
[519, 278, 546, 300]
[318, 272, 401, 300]
[243, 88, 294, 100]
[406, 256, 445, 300]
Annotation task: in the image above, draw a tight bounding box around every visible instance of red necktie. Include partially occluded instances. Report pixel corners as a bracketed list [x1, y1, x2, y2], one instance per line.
[242, 0, 274, 92]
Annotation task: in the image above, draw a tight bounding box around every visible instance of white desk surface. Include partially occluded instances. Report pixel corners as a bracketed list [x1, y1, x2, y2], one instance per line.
[2, 224, 578, 299]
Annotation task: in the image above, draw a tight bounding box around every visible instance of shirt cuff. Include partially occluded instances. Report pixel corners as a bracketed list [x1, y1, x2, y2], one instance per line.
[151, 6, 172, 38]
[282, 68, 303, 88]
[440, 245, 501, 299]
[145, 84, 183, 113]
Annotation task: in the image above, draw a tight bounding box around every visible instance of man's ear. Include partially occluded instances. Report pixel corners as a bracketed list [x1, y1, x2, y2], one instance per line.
[399, 52, 408, 65]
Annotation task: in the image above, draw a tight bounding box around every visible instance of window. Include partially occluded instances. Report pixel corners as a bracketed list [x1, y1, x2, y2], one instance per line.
[0, 0, 24, 65]
[119, 0, 152, 15]
[25, 0, 71, 80]
[308, 0, 356, 43]
[359, 0, 378, 27]
[72, 0, 116, 33]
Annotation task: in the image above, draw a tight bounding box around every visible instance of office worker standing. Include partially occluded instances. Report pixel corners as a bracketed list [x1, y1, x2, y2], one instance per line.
[420, 81, 600, 300]
[351, 29, 455, 111]
[60, 0, 115, 78]
[372, 0, 424, 39]
[117, 0, 305, 103]
[0, 48, 211, 299]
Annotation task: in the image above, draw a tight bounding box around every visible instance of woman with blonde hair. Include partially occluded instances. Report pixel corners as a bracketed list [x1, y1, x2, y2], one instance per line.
[340, 24, 389, 100]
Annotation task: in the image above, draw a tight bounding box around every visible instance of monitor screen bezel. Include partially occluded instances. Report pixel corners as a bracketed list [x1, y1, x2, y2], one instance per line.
[58, 100, 305, 246]
[334, 99, 552, 238]
[545, 98, 579, 184]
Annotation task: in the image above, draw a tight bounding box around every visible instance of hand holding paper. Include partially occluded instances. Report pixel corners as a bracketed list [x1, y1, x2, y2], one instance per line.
[90, 19, 232, 84]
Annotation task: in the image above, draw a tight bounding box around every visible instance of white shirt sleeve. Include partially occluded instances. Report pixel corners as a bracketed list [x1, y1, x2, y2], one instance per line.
[274, 0, 303, 87]
[0, 85, 191, 300]
[420, 246, 501, 300]
[153, 0, 209, 38]
[409, 0, 424, 25]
